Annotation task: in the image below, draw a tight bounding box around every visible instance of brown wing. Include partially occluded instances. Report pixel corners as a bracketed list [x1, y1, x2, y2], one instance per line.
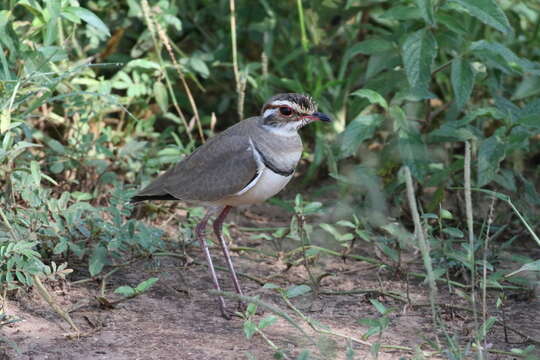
[134, 134, 258, 202]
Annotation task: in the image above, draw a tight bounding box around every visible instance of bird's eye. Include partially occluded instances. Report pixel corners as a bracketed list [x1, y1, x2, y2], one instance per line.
[279, 107, 292, 116]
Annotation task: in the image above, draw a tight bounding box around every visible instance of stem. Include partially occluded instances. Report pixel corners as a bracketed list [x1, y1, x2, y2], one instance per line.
[508, 200, 540, 246]
[282, 294, 419, 354]
[296, 213, 318, 294]
[403, 166, 440, 338]
[464, 141, 481, 356]
[229, 0, 244, 120]
[140, 0, 194, 142]
[209, 290, 313, 341]
[33, 275, 80, 334]
[296, 0, 309, 51]
[483, 197, 496, 358]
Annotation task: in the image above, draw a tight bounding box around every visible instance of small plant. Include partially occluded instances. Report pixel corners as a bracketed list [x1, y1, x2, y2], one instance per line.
[114, 277, 159, 299]
[239, 301, 284, 359]
[358, 299, 396, 359]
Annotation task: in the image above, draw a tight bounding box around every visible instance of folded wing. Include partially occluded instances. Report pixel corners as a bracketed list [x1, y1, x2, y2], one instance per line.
[132, 135, 259, 203]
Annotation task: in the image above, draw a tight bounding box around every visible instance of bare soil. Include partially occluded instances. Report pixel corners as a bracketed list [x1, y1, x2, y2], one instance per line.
[2, 205, 539, 360]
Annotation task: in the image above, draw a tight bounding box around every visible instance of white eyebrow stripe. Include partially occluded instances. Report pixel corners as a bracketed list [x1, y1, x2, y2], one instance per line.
[270, 100, 295, 107]
[269, 100, 305, 113]
[263, 108, 277, 119]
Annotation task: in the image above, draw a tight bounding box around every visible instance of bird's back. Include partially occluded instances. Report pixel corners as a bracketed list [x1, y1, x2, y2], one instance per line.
[132, 117, 302, 203]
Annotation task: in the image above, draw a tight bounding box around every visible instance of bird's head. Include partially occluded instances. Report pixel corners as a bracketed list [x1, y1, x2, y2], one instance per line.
[261, 93, 331, 135]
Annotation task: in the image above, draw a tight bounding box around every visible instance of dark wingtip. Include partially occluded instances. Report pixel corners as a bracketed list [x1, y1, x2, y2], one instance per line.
[130, 194, 179, 203]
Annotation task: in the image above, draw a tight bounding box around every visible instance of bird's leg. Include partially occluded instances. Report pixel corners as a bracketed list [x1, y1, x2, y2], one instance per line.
[195, 209, 230, 319]
[213, 206, 244, 297]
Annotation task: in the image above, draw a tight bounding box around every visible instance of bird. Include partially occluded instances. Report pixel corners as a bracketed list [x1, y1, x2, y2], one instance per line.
[131, 93, 331, 318]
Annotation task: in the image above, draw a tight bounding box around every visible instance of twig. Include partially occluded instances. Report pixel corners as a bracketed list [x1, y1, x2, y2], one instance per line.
[281, 294, 419, 354]
[319, 289, 406, 302]
[71, 256, 143, 285]
[140, 0, 196, 142]
[296, 213, 318, 294]
[464, 141, 481, 356]
[33, 275, 80, 334]
[255, 327, 291, 360]
[154, 20, 205, 143]
[209, 290, 313, 341]
[412, 302, 540, 345]
[483, 197, 496, 355]
[403, 166, 440, 334]
[229, 0, 245, 120]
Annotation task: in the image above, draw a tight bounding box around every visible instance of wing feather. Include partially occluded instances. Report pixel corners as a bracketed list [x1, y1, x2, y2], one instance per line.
[135, 134, 258, 202]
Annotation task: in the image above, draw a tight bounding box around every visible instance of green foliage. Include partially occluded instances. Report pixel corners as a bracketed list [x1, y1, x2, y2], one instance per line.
[114, 277, 159, 297]
[0, 0, 539, 356]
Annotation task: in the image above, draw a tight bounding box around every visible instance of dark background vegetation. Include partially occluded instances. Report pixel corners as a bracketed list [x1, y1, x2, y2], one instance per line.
[1, 0, 539, 359]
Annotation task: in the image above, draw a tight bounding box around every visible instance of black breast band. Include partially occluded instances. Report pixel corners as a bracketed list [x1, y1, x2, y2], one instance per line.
[253, 145, 295, 177]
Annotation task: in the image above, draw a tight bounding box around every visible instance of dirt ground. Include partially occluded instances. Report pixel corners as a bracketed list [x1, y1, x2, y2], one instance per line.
[2, 205, 539, 360]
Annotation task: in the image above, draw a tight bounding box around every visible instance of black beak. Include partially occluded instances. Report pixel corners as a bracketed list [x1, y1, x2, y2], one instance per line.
[313, 111, 332, 122]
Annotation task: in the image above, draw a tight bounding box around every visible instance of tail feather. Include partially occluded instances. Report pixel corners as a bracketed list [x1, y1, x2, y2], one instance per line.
[130, 194, 178, 203]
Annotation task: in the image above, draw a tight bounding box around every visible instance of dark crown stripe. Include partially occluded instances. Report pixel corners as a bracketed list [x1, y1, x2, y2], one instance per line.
[253, 144, 294, 177]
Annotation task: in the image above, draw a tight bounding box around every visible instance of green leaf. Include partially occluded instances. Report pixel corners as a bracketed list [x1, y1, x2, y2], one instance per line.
[402, 29, 437, 98]
[440, 209, 453, 219]
[188, 57, 209, 78]
[336, 220, 356, 228]
[303, 201, 323, 214]
[320, 223, 341, 240]
[53, 241, 68, 255]
[506, 260, 540, 277]
[0, 109, 11, 134]
[153, 81, 168, 112]
[478, 317, 497, 341]
[135, 277, 159, 293]
[442, 227, 464, 238]
[477, 136, 505, 187]
[470, 41, 538, 75]
[380, 6, 421, 21]
[339, 114, 383, 158]
[127, 59, 161, 70]
[450, 0, 512, 35]
[369, 299, 387, 314]
[89, 245, 108, 276]
[513, 76, 540, 100]
[392, 106, 428, 180]
[71, 191, 93, 201]
[285, 284, 311, 299]
[46, 139, 65, 154]
[258, 315, 277, 330]
[347, 38, 395, 56]
[351, 89, 388, 110]
[63, 7, 111, 36]
[243, 320, 256, 339]
[518, 99, 540, 128]
[262, 282, 280, 290]
[428, 122, 475, 143]
[414, 0, 435, 25]
[115, 285, 136, 297]
[451, 58, 475, 110]
[246, 302, 257, 316]
[30, 160, 41, 186]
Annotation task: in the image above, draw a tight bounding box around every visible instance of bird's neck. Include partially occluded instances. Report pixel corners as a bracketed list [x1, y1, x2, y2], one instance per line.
[261, 115, 302, 138]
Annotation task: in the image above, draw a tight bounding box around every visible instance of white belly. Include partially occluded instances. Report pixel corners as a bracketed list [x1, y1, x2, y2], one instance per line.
[218, 168, 292, 206]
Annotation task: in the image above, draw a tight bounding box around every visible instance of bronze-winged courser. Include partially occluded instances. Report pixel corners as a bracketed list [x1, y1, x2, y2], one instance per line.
[131, 93, 331, 318]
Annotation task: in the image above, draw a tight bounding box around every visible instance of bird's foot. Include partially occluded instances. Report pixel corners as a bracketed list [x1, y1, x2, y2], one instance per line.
[219, 306, 246, 320]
